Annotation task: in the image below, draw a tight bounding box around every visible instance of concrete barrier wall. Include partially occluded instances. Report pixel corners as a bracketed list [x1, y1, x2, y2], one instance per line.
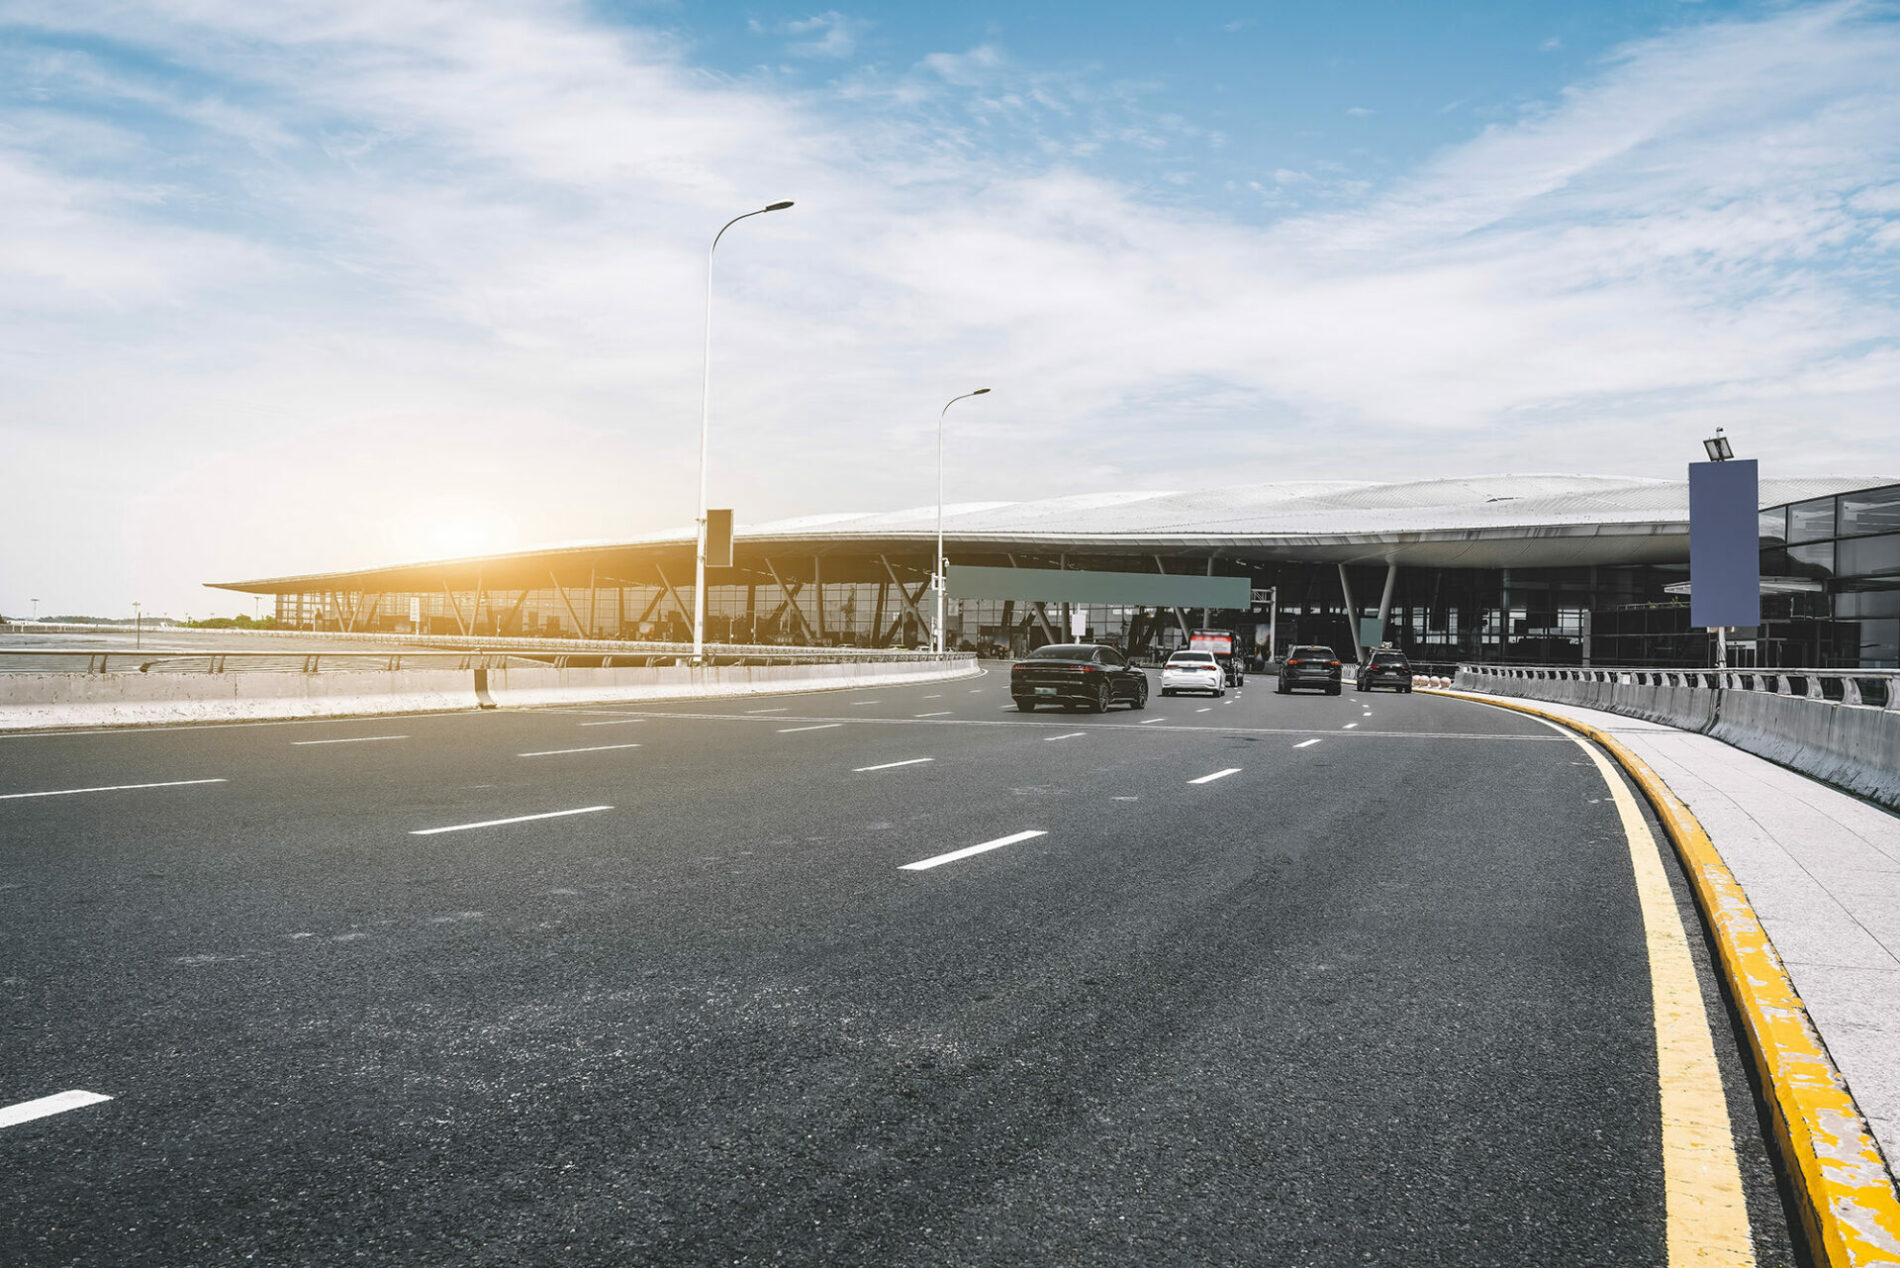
[0, 669, 478, 730]
[1454, 668, 1900, 812]
[0, 658, 981, 731]
[1708, 690, 1900, 811]
[484, 658, 978, 709]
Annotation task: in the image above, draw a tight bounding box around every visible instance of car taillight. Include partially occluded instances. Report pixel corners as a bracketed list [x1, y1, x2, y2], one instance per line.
[1287, 660, 1302, 666]
[1078, 664, 1097, 673]
[1328, 660, 1340, 667]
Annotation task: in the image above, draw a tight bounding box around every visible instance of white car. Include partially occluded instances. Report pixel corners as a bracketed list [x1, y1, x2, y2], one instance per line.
[1161, 650, 1225, 697]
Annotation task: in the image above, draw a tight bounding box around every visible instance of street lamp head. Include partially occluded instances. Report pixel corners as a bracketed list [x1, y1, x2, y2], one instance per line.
[1703, 428, 1734, 462]
[972, 388, 990, 395]
[764, 200, 794, 212]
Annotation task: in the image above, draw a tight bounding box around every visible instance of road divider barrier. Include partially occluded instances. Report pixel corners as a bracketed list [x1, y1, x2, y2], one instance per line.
[1454, 664, 1900, 812]
[0, 654, 979, 731]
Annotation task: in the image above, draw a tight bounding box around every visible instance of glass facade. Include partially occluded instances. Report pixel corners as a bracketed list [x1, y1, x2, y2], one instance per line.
[1757, 480, 1900, 668]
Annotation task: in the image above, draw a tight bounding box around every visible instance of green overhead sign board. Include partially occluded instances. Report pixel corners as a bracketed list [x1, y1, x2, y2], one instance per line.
[946, 564, 1251, 609]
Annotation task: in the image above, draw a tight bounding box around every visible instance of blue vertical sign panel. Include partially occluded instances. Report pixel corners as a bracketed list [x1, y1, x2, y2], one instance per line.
[1689, 458, 1761, 629]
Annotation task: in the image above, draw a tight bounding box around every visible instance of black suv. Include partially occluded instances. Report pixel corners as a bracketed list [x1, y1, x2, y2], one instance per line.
[1011, 644, 1150, 712]
[1276, 645, 1343, 695]
[1357, 650, 1414, 693]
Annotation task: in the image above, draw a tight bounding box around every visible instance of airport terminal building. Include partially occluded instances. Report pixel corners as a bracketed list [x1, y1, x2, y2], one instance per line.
[213, 474, 1900, 669]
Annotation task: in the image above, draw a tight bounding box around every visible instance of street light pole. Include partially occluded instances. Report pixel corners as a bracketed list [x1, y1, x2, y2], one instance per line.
[693, 200, 794, 665]
[132, 601, 141, 650]
[934, 388, 991, 654]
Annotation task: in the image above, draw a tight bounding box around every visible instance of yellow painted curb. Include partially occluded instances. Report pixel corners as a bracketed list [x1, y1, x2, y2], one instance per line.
[1426, 687, 1900, 1267]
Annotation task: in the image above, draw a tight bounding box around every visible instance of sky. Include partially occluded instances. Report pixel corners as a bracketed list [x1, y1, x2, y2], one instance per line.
[3, 0, 1899, 617]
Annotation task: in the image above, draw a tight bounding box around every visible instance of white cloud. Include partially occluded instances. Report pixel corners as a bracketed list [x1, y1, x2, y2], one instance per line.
[1345, 106, 1375, 117]
[781, 11, 867, 59]
[1, 0, 1898, 615]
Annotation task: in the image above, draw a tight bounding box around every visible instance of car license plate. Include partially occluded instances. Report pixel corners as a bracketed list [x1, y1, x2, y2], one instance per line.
[1035, 686, 1057, 695]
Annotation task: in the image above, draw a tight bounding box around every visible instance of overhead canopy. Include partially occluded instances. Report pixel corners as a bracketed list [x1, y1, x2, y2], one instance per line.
[208, 473, 1894, 596]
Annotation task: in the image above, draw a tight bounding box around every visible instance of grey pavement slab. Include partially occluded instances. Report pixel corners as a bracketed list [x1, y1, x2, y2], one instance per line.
[1462, 692, 1900, 1172]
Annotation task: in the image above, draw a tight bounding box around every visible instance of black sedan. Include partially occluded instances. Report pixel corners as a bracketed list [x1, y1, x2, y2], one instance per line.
[1357, 650, 1414, 693]
[1011, 644, 1150, 712]
[1276, 645, 1343, 695]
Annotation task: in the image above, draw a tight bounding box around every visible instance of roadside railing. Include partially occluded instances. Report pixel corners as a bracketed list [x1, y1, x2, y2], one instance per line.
[1458, 664, 1900, 710]
[0, 644, 975, 675]
[0, 623, 969, 663]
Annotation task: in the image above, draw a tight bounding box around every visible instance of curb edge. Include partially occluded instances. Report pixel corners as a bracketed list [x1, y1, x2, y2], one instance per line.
[1427, 687, 1900, 1267]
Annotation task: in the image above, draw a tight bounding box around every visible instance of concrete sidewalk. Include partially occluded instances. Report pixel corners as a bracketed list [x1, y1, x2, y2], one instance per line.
[1463, 691, 1900, 1172]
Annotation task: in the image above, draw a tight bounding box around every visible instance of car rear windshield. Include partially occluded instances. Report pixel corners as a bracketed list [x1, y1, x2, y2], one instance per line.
[1025, 645, 1092, 660]
[1372, 653, 1409, 664]
[1168, 653, 1215, 664]
[1289, 647, 1335, 659]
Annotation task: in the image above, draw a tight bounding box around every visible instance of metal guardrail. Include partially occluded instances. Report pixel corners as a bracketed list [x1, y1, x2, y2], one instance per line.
[0, 644, 977, 675]
[0, 623, 969, 662]
[1458, 664, 1900, 709]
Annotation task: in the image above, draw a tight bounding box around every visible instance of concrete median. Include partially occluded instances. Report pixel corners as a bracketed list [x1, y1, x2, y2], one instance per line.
[0, 657, 981, 731]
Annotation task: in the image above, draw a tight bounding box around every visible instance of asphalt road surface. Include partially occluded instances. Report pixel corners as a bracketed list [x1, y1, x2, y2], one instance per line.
[2, 671, 1802, 1265]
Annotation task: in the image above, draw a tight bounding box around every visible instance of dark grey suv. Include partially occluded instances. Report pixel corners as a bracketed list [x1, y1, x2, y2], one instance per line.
[1276, 645, 1343, 695]
[1357, 650, 1414, 693]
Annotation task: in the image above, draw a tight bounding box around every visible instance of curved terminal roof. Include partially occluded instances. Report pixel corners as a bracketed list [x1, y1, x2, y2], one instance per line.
[210, 473, 1892, 594]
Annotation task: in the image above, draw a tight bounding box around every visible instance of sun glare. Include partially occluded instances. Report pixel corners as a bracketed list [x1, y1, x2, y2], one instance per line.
[426, 517, 503, 559]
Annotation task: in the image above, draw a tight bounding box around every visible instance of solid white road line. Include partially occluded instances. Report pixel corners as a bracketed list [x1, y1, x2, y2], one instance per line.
[779, 723, 844, 733]
[853, 757, 935, 772]
[0, 1090, 112, 1130]
[1295, 739, 1323, 749]
[901, 829, 1047, 871]
[579, 719, 646, 727]
[1189, 768, 1242, 785]
[0, 778, 227, 802]
[518, 743, 643, 757]
[1044, 731, 1086, 742]
[745, 707, 790, 714]
[410, 806, 612, 836]
[291, 735, 407, 746]
[915, 711, 952, 718]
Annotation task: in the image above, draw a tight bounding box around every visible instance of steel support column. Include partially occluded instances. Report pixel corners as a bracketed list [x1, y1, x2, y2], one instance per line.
[1338, 564, 1363, 663]
[1373, 563, 1398, 649]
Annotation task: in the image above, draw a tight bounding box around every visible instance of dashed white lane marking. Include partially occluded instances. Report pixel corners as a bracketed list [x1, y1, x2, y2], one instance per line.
[0, 1090, 111, 1129]
[915, 711, 952, 718]
[854, 757, 935, 772]
[411, 805, 612, 836]
[0, 778, 227, 802]
[1295, 739, 1323, 749]
[518, 743, 643, 757]
[779, 723, 844, 733]
[1196, 707, 1212, 713]
[850, 700, 881, 706]
[1342, 723, 1359, 730]
[579, 718, 646, 727]
[745, 707, 790, 714]
[1139, 717, 1165, 724]
[901, 829, 1047, 871]
[922, 694, 943, 699]
[969, 689, 983, 693]
[1189, 768, 1242, 785]
[291, 735, 407, 746]
[1044, 732, 1086, 742]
